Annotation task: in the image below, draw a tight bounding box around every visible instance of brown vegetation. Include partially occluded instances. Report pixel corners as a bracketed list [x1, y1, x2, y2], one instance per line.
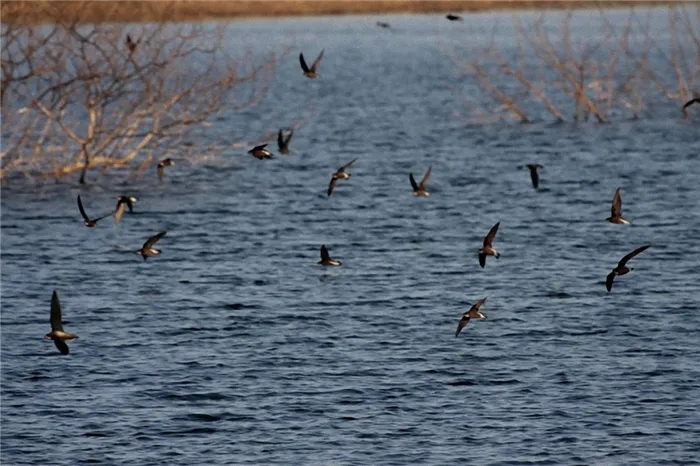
[1, 0, 693, 24]
[0, 21, 296, 181]
[446, 5, 700, 123]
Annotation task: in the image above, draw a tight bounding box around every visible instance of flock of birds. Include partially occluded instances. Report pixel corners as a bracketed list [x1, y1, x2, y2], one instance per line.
[43, 26, 699, 354]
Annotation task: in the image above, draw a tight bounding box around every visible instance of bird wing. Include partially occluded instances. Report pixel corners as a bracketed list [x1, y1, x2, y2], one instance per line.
[529, 167, 539, 188]
[92, 213, 110, 223]
[483, 222, 500, 247]
[605, 271, 616, 292]
[409, 173, 419, 191]
[54, 339, 70, 355]
[113, 201, 125, 224]
[143, 231, 167, 249]
[472, 298, 487, 311]
[455, 314, 470, 337]
[253, 144, 268, 152]
[77, 195, 91, 222]
[478, 253, 486, 268]
[51, 290, 64, 331]
[320, 245, 330, 262]
[285, 129, 294, 145]
[618, 244, 650, 268]
[299, 53, 310, 73]
[157, 165, 164, 182]
[341, 158, 358, 172]
[682, 98, 699, 110]
[327, 177, 338, 197]
[311, 49, 324, 72]
[611, 187, 622, 217]
[419, 166, 432, 189]
[277, 129, 284, 150]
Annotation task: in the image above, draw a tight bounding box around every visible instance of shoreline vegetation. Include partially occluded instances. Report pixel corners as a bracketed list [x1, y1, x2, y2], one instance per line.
[1, 0, 694, 24]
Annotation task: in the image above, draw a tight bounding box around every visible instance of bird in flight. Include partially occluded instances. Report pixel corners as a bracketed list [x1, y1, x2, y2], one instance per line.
[157, 158, 175, 182]
[446, 14, 463, 21]
[77, 195, 109, 227]
[524, 164, 543, 189]
[125, 34, 140, 53]
[605, 245, 650, 292]
[248, 144, 274, 160]
[682, 97, 699, 111]
[327, 158, 358, 197]
[478, 222, 501, 268]
[410, 166, 432, 197]
[300, 49, 324, 79]
[318, 245, 341, 266]
[277, 129, 293, 154]
[455, 298, 487, 337]
[114, 195, 138, 225]
[606, 187, 630, 224]
[137, 231, 167, 261]
[44, 290, 78, 355]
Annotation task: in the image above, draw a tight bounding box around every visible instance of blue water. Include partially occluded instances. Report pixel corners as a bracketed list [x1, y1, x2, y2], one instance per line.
[2, 10, 700, 465]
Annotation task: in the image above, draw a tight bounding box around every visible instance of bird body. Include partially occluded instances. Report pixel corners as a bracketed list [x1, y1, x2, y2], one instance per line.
[44, 291, 78, 355]
[157, 158, 175, 182]
[137, 231, 167, 260]
[606, 187, 629, 224]
[328, 158, 358, 196]
[114, 196, 138, 225]
[277, 129, 293, 154]
[249, 144, 274, 160]
[77, 195, 108, 227]
[606, 245, 649, 291]
[456, 298, 487, 337]
[446, 14, 464, 21]
[410, 166, 431, 196]
[300, 49, 324, 78]
[478, 222, 500, 267]
[318, 245, 341, 266]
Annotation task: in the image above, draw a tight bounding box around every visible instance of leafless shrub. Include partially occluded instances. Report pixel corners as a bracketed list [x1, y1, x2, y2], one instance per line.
[1, 9, 293, 182]
[450, 5, 699, 123]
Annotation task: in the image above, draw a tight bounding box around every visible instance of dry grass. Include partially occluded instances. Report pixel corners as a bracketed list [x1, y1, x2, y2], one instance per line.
[1, 0, 693, 24]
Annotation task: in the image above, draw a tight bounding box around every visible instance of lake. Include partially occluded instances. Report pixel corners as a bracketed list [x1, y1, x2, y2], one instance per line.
[2, 9, 700, 465]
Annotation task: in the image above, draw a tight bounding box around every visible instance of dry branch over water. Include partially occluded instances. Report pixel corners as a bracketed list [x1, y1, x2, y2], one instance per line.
[447, 5, 700, 123]
[0, 22, 295, 181]
[1, 0, 694, 24]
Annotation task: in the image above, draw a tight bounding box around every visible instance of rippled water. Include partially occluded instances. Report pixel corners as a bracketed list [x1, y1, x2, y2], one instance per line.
[3, 11, 700, 466]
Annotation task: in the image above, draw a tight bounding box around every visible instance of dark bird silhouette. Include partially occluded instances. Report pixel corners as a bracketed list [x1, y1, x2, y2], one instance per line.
[300, 49, 324, 78]
[44, 290, 78, 355]
[114, 195, 138, 225]
[446, 14, 464, 21]
[478, 222, 500, 268]
[137, 231, 167, 261]
[606, 245, 650, 292]
[328, 158, 358, 197]
[682, 98, 699, 110]
[524, 164, 543, 189]
[376, 21, 391, 29]
[125, 34, 140, 53]
[318, 245, 341, 266]
[157, 158, 175, 182]
[410, 166, 432, 197]
[248, 144, 273, 160]
[277, 129, 293, 154]
[606, 187, 630, 224]
[456, 298, 487, 337]
[77, 195, 109, 227]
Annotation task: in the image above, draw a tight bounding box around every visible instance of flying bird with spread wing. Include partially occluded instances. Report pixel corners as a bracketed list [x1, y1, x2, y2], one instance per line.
[605, 245, 650, 292]
[300, 49, 324, 78]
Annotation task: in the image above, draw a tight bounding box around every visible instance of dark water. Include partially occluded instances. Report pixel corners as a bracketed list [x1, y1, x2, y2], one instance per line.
[3, 11, 700, 465]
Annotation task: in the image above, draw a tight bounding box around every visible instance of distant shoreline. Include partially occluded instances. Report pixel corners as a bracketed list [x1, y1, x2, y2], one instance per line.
[1, 0, 695, 24]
